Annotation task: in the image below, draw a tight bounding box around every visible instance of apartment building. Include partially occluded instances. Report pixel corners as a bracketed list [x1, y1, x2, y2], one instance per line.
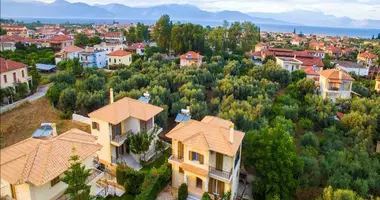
[88, 90, 164, 170]
[0, 128, 103, 200]
[319, 69, 354, 102]
[167, 116, 245, 200]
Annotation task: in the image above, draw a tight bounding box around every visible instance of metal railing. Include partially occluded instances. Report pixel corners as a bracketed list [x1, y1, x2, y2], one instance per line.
[85, 168, 103, 184]
[169, 155, 184, 163]
[111, 130, 132, 144]
[209, 166, 232, 180]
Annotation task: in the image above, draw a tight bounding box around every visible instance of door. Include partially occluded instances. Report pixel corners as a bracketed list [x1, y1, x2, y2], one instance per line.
[216, 152, 224, 171]
[196, 177, 202, 189]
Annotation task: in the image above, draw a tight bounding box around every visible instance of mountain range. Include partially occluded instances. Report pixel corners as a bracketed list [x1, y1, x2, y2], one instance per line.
[1, 0, 380, 29]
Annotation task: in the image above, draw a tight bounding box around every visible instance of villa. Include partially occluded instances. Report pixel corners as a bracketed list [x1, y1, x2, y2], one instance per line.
[107, 50, 132, 67]
[319, 69, 354, 102]
[55, 45, 84, 64]
[179, 51, 204, 68]
[357, 51, 377, 67]
[88, 90, 164, 171]
[167, 116, 244, 200]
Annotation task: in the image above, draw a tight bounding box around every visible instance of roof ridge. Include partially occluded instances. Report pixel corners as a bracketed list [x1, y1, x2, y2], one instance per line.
[22, 143, 43, 184]
[57, 137, 100, 146]
[36, 142, 53, 185]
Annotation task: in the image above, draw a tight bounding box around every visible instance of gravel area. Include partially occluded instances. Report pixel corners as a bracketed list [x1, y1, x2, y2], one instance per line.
[156, 185, 178, 200]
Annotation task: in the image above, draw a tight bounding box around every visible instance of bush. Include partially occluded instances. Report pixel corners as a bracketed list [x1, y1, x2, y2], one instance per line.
[116, 163, 128, 185]
[299, 117, 314, 130]
[123, 168, 145, 195]
[50, 71, 76, 84]
[201, 192, 211, 200]
[178, 183, 188, 200]
[300, 132, 319, 148]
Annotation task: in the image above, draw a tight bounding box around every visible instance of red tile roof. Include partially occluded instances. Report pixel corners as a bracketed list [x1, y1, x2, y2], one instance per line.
[358, 51, 377, 60]
[179, 51, 204, 60]
[104, 32, 122, 38]
[301, 66, 322, 76]
[297, 57, 324, 67]
[107, 50, 131, 57]
[128, 43, 145, 50]
[0, 35, 35, 43]
[326, 45, 341, 53]
[0, 58, 27, 73]
[49, 35, 72, 42]
[320, 69, 354, 81]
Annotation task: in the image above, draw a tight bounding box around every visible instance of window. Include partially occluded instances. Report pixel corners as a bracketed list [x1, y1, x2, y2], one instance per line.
[109, 58, 111, 62]
[208, 178, 225, 195]
[13, 72, 16, 82]
[22, 70, 25, 78]
[114, 58, 116, 63]
[129, 57, 131, 62]
[179, 167, 184, 174]
[92, 122, 99, 131]
[3, 75, 7, 83]
[196, 177, 202, 189]
[189, 151, 204, 164]
[119, 59, 121, 62]
[51, 176, 60, 187]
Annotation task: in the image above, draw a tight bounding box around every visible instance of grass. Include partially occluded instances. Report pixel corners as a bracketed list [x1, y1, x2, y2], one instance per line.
[0, 97, 90, 149]
[140, 148, 171, 172]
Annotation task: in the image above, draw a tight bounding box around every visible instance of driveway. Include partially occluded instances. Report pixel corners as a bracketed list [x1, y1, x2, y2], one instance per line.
[0, 83, 52, 114]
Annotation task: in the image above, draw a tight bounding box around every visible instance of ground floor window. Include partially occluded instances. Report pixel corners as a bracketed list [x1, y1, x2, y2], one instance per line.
[196, 177, 202, 189]
[208, 177, 225, 196]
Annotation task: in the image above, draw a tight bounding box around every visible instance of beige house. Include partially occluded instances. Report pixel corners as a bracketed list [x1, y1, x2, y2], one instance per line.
[0, 58, 31, 93]
[107, 50, 132, 67]
[88, 91, 163, 171]
[276, 57, 303, 73]
[375, 76, 380, 92]
[319, 69, 354, 102]
[179, 51, 204, 68]
[0, 129, 103, 200]
[167, 116, 245, 200]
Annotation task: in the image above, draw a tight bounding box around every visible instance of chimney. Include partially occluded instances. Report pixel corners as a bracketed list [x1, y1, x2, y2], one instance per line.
[51, 123, 57, 136]
[339, 69, 343, 80]
[110, 88, 114, 104]
[229, 123, 234, 144]
[186, 106, 190, 114]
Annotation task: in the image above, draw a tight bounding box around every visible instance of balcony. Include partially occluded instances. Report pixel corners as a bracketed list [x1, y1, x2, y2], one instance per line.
[328, 87, 340, 91]
[86, 168, 104, 184]
[110, 130, 132, 146]
[168, 155, 184, 163]
[209, 166, 232, 181]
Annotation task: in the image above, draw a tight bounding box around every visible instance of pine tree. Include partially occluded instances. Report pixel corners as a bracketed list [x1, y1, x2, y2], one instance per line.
[61, 148, 92, 200]
[293, 28, 296, 34]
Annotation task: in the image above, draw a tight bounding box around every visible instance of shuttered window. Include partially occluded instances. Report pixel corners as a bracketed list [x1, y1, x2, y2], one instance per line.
[189, 151, 204, 164]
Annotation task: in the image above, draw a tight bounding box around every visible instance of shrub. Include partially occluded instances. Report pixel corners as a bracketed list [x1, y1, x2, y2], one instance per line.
[300, 132, 319, 148]
[116, 163, 129, 185]
[299, 117, 314, 130]
[201, 192, 211, 200]
[178, 183, 188, 200]
[123, 168, 145, 195]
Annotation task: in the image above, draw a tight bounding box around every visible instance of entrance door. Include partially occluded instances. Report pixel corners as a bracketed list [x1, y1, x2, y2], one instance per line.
[216, 152, 224, 171]
[196, 177, 202, 189]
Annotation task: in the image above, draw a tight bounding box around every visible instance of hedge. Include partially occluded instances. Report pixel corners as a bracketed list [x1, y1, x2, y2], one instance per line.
[178, 183, 188, 200]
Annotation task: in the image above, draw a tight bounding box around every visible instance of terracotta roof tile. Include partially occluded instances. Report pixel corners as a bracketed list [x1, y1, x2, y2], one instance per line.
[0, 129, 101, 186]
[179, 51, 204, 60]
[0, 58, 27, 73]
[320, 69, 354, 81]
[128, 43, 145, 50]
[49, 35, 72, 42]
[62, 45, 84, 53]
[358, 51, 377, 60]
[88, 97, 164, 124]
[166, 116, 245, 156]
[107, 50, 131, 57]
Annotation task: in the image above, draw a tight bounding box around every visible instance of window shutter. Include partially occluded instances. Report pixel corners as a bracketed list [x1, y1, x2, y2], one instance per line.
[189, 151, 192, 160]
[199, 154, 204, 164]
[208, 178, 213, 193]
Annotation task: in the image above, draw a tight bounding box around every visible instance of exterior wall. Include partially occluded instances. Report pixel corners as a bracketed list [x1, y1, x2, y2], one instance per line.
[0, 42, 16, 51]
[180, 59, 202, 68]
[122, 117, 141, 134]
[67, 52, 81, 60]
[0, 67, 30, 90]
[276, 57, 302, 72]
[90, 118, 112, 164]
[336, 65, 369, 76]
[94, 43, 127, 54]
[95, 52, 107, 68]
[80, 52, 106, 68]
[376, 81, 380, 91]
[107, 55, 132, 67]
[319, 76, 352, 101]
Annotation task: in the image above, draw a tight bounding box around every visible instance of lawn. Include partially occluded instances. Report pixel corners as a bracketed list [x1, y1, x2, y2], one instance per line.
[140, 148, 171, 172]
[0, 97, 90, 149]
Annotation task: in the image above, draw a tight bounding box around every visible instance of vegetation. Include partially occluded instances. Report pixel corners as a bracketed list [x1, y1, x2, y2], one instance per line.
[178, 183, 188, 200]
[0, 44, 55, 65]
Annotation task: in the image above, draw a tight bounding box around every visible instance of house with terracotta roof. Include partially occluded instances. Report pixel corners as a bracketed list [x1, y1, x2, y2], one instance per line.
[55, 45, 84, 64]
[167, 116, 244, 199]
[276, 57, 303, 72]
[128, 43, 145, 56]
[48, 35, 73, 52]
[1, 24, 28, 37]
[305, 50, 326, 59]
[0, 128, 103, 200]
[94, 42, 127, 54]
[341, 48, 355, 57]
[319, 69, 354, 102]
[88, 90, 164, 170]
[107, 50, 132, 67]
[357, 51, 378, 67]
[325, 45, 342, 58]
[375, 76, 380, 92]
[102, 32, 125, 44]
[332, 60, 369, 76]
[0, 58, 32, 102]
[254, 42, 267, 52]
[179, 51, 204, 68]
[79, 47, 107, 68]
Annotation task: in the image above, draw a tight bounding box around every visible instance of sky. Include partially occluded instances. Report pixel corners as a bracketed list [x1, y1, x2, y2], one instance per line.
[19, 0, 380, 20]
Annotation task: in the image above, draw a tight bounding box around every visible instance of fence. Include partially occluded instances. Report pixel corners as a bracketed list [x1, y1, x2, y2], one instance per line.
[72, 113, 91, 125]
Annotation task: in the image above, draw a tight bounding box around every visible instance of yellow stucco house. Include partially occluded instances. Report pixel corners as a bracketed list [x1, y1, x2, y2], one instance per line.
[0, 129, 103, 200]
[107, 50, 132, 67]
[167, 116, 245, 200]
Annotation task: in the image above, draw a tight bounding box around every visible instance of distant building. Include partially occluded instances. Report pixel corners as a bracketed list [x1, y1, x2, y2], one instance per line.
[179, 51, 204, 68]
[319, 69, 354, 102]
[55, 45, 84, 64]
[305, 50, 325, 59]
[103, 32, 125, 44]
[107, 50, 132, 67]
[325, 45, 342, 58]
[128, 43, 145, 56]
[0, 128, 103, 200]
[375, 76, 380, 92]
[276, 57, 303, 72]
[0, 35, 39, 51]
[357, 51, 377, 67]
[79, 48, 107, 68]
[94, 42, 127, 54]
[1, 24, 28, 37]
[332, 60, 369, 76]
[341, 48, 355, 57]
[254, 42, 267, 52]
[48, 35, 74, 52]
[0, 58, 32, 96]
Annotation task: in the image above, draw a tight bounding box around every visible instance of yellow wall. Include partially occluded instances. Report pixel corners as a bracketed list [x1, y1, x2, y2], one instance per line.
[0, 67, 30, 89]
[90, 118, 112, 164]
[107, 55, 132, 67]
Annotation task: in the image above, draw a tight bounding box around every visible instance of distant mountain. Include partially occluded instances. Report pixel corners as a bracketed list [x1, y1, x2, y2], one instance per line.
[247, 10, 380, 29]
[1, 0, 292, 25]
[1, 0, 114, 18]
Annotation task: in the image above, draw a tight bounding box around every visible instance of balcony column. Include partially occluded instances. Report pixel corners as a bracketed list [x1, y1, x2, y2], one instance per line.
[205, 177, 209, 192]
[184, 172, 188, 184]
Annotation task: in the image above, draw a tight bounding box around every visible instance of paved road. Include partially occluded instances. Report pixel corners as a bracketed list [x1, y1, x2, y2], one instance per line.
[0, 83, 52, 114]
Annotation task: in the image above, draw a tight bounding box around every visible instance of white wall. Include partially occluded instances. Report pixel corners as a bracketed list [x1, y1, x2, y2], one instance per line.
[95, 52, 107, 68]
[337, 66, 369, 76]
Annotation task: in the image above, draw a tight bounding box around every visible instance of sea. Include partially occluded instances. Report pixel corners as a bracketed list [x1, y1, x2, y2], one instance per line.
[14, 17, 380, 38]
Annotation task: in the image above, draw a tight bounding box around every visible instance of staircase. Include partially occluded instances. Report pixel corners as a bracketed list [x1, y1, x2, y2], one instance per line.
[187, 194, 201, 200]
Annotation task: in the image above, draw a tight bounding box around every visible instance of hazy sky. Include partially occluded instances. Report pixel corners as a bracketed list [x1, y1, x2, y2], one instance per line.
[24, 0, 380, 20]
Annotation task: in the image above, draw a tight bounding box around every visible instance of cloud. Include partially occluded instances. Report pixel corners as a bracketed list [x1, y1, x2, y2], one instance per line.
[36, 0, 380, 20]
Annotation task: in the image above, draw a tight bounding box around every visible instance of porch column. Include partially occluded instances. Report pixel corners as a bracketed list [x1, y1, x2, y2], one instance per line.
[184, 172, 188, 184]
[205, 177, 209, 192]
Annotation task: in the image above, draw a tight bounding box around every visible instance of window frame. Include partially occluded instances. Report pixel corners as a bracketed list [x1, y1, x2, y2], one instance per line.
[92, 122, 99, 131]
[50, 176, 60, 187]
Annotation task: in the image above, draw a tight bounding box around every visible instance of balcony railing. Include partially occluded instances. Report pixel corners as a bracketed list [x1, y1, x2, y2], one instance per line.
[209, 166, 232, 180]
[328, 87, 340, 91]
[110, 130, 132, 146]
[86, 168, 104, 184]
[168, 155, 184, 163]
